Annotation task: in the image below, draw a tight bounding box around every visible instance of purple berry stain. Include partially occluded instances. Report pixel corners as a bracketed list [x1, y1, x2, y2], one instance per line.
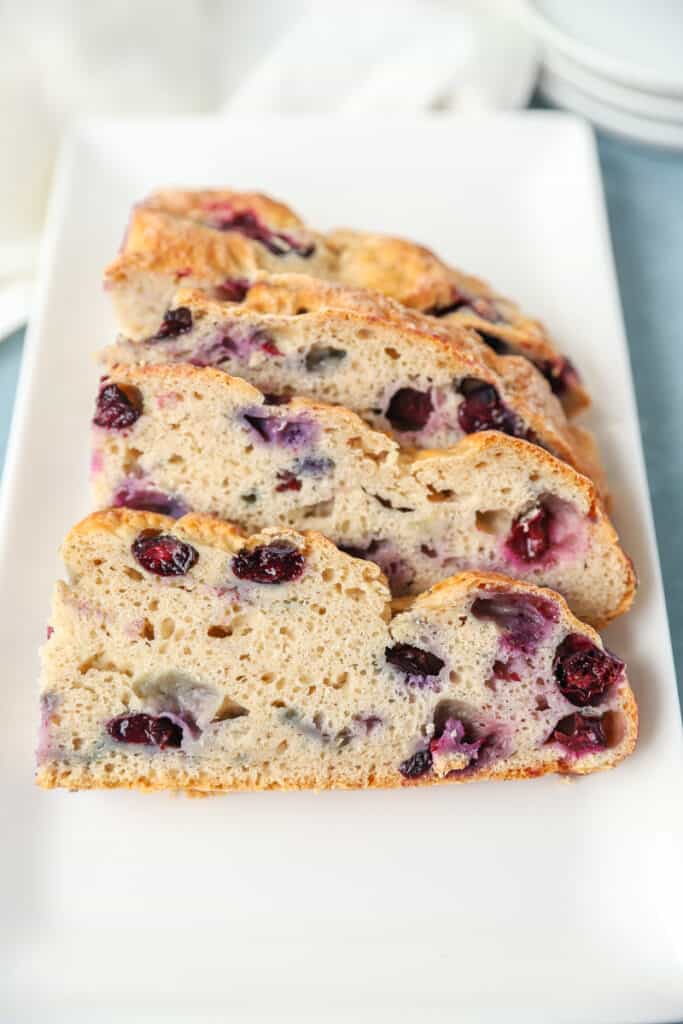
[204, 205, 314, 258]
[189, 324, 276, 366]
[430, 717, 484, 765]
[472, 591, 559, 654]
[244, 411, 317, 448]
[113, 481, 188, 519]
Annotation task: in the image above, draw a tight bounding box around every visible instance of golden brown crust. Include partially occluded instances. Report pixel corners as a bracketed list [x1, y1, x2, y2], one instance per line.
[112, 208, 262, 280]
[145, 188, 307, 230]
[105, 190, 588, 415]
[63, 507, 247, 556]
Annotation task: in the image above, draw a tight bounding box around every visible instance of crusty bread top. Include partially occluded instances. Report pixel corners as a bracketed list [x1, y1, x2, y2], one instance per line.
[105, 188, 589, 415]
[145, 188, 307, 230]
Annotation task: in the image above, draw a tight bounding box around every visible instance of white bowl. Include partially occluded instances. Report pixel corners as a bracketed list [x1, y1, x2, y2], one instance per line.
[521, 0, 683, 97]
[539, 67, 683, 149]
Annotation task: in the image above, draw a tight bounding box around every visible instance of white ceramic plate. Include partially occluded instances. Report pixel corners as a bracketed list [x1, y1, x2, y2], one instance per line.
[1, 114, 682, 1023]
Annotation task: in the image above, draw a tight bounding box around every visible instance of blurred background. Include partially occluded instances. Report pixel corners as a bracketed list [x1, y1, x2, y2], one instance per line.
[0, 0, 681, 672]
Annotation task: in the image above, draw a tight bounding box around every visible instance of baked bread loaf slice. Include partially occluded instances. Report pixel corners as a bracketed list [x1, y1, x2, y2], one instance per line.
[105, 189, 588, 414]
[37, 509, 637, 793]
[101, 275, 600, 487]
[91, 364, 634, 627]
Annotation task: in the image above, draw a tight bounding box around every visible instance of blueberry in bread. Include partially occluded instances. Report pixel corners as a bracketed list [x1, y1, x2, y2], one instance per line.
[104, 188, 588, 414]
[37, 510, 637, 792]
[102, 275, 601, 488]
[91, 364, 633, 627]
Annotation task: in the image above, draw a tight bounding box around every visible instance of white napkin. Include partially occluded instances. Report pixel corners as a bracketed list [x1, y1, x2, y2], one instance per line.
[224, 0, 538, 114]
[0, 0, 538, 341]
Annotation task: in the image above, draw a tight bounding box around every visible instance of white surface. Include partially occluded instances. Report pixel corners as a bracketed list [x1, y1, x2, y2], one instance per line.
[523, 0, 683, 96]
[1, 114, 682, 1023]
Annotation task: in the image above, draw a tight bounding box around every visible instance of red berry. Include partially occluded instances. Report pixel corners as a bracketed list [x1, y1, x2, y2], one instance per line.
[232, 541, 305, 584]
[549, 712, 607, 756]
[399, 748, 433, 778]
[152, 306, 193, 340]
[385, 643, 444, 680]
[457, 378, 526, 437]
[93, 383, 142, 431]
[107, 713, 183, 750]
[506, 505, 550, 562]
[554, 633, 624, 707]
[386, 387, 433, 432]
[132, 531, 199, 577]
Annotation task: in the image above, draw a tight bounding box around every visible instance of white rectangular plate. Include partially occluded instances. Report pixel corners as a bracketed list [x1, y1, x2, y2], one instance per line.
[1, 114, 682, 1023]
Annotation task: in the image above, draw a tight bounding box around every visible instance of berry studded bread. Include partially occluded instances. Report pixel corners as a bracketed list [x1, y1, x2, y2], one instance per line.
[104, 189, 588, 414]
[91, 364, 634, 627]
[101, 276, 601, 488]
[327, 227, 588, 415]
[37, 509, 637, 793]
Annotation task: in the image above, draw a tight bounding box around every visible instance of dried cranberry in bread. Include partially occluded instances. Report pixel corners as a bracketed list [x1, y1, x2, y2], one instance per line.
[37, 510, 637, 793]
[102, 276, 601, 488]
[104, 188, 587, 414]
[91, 364, 633, 627]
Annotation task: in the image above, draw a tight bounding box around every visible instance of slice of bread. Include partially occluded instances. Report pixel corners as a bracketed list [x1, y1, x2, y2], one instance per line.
[91, 363, 634, 627]
[104, 189, 588, 414]
[37, 510, 637, 793]
[101, 276, 601, 488]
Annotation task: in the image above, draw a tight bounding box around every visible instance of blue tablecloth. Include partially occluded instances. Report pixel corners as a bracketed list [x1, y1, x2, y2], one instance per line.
[1, 129, 681, 699]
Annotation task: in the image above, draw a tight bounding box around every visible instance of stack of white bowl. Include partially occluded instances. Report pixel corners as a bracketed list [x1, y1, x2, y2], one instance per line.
[520, 0, 683, 149]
